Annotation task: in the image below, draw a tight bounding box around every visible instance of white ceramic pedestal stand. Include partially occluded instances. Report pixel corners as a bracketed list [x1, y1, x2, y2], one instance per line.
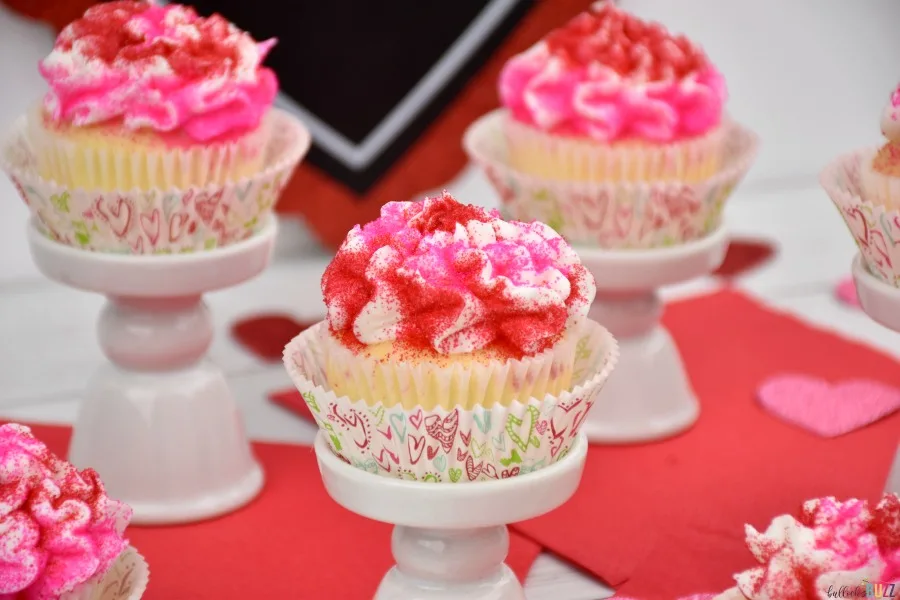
[315, 433, 589, 600]
[851, 253, 900, 495]
[27, 218, 275, 524]
[576, 226, 730, 443]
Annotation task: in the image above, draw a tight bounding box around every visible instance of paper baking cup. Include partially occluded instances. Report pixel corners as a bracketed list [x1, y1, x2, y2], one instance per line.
[27, 106, 274, 192]
[464, 109, 758, 249]
[503, 116, 726, 184]
[64, 546, 149, 600]
[1, 108, 310, 254]
[821, 149, 900, 287]
[284, 320, 618, 483]
[318, 325, 580, 410]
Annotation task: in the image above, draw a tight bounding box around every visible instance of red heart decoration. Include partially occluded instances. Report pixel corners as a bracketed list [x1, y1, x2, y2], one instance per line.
[713, 239, 775, 278]
[231, 314, 316, 362]
[758, 375, 900, 438]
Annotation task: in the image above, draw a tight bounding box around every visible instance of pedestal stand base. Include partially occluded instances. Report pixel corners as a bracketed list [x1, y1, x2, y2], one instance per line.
[315, 433, 588, 600]
[28, 219, 276, 524]
[577, 228, 729, 444]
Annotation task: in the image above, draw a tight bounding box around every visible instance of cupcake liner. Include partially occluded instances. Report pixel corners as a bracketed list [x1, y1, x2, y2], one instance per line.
[318, 325, 580, 410]
[463, 109, 758, 249]
[27, 106, 274, 192]
[64, 546, 149, 600]
[284, 320, 618, 483]
[1, 108, 310, 254]
[821, 149, 900, 287]
[503, 116, 726, 184]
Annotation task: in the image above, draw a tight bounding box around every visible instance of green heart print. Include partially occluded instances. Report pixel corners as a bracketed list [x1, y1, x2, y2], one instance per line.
[505, 406, 541, 453]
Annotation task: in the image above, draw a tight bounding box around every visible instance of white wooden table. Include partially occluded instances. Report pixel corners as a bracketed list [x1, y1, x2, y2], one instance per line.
[2, 3, 899, 598]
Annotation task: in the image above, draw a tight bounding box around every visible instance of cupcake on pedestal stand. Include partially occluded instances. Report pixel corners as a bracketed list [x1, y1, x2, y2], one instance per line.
[466, 2, 758, 443]
[284, 195, 618, 598]
[821, 83, 900, 494]
[1, 2, 310, 523]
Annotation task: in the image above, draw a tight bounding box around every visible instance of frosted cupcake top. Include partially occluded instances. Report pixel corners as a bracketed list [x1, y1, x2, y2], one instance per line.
[499, 1, 726, 143]
[322, 192, 596, 358]
[38, 1, 278, 143]
[874, 84, 900, 176]
[0, 424, 132, 599]
[725, 495, 900, 600]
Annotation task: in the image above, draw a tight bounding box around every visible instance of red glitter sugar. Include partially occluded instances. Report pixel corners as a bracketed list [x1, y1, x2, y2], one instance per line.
[544, 2, 708, 81]
[57, 1, 242, 80]
[321, 193, 591, 359]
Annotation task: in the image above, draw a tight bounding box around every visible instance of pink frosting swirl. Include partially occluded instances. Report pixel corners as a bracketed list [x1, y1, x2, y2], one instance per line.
[38, 1, 278, 143]
[0, 424, 131, 600]
[499, 1, 726, 142]
[733, 495, 900, 600]
[322, 192, 596, 357]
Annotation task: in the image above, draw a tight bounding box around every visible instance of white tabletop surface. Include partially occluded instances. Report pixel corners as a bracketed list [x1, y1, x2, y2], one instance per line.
[1, 3, 899, 599]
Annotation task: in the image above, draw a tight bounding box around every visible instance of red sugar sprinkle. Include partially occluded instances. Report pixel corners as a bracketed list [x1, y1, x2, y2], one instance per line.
[56, 1, 242, 80]
[321, 193, 589, 359]
[544, 2, 709, 81]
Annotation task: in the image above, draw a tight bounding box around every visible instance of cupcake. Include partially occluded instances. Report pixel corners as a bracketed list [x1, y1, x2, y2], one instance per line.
[498, 1, 727, 184]
[284, 192, 618, 482]
[861, 83, 900, 210]
[713, 494, 900, 600]
[463, 2, 757, 249]
[0, 1, 309, 254]
[822, 84, 900, 287]
[32, 0, 277, 192]
[0, 424, 149, 600]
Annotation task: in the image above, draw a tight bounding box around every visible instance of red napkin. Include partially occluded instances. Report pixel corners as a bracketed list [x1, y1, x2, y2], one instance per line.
[512, 289, 900, 594]
[18, 424, 541, 600]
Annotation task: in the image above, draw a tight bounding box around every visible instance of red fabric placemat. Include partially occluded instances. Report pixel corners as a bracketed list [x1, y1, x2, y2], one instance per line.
[17, 424, 541, 600]
[513, 289, 900, 597]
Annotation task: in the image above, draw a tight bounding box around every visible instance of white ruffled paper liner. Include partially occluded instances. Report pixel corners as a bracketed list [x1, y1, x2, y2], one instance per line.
[318, 325, 580, 410]
[503, 116, 727, 184]
[821, 149, 900, 288]
[284, 320, 618, 483]
[64, 546, 149, 600]
[27, 106, 274, 193]
[464, 109, 759, 249]
[1, 108, 310, 254]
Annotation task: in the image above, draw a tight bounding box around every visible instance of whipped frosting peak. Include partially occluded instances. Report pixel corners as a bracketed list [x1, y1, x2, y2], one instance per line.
[499, 1, 726, 142]
[0, 424, 131, 599]
[732, 495, 900, 600]
[322, 192, 596, 357]
[880, 83, 900, 145]
[38, 1, 277, 142]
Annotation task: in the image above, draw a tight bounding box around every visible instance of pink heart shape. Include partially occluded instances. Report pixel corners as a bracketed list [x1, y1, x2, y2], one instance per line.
[835, 277, 861, 308]
[758, 375, 900, 437]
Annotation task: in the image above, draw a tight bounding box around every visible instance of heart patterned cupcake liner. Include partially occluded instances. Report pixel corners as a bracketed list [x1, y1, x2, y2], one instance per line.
[821, 149, 900, 288]
[463, 109, 758, 250]
[1, 108, 310, 254]
[283, 320, 618, 483]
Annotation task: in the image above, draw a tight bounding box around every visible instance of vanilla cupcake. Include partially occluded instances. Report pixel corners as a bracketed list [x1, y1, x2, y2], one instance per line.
[284, 192, 618, 482]
[0, 424, 149, 599]
[498, 1, 727, 184]
[31, 1, 278, 192]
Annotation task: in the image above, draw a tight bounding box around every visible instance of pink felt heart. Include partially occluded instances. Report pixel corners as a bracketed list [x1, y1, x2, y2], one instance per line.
[757, 375, 900, 437]
[835, 277, 861, 308]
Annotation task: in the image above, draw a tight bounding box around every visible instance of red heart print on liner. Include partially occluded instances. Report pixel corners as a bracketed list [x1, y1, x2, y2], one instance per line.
[231, 315, 316, 362]
[139, 209, 161, 246]
[835, 277, 861, 308]
[94, 196, 133, 238]
[712, 239, 775, 278]
[424, 410, 459, 453]
[757, 375, 900, 437]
